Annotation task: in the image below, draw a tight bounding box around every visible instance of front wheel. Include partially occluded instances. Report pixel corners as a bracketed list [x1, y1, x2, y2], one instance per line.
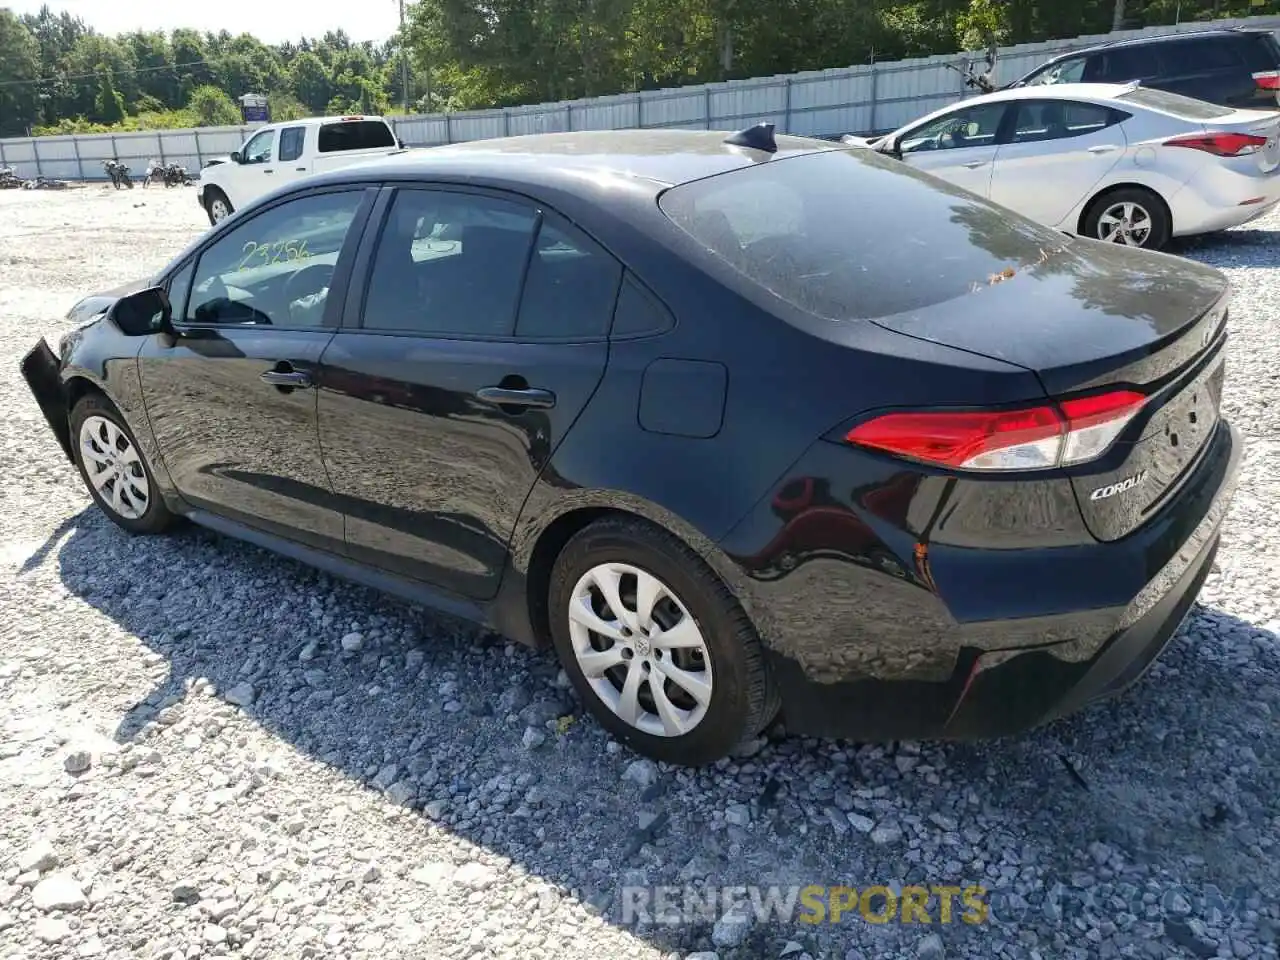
[548, 517, 779, 765]
[70, 394, 175, 535]
[1082, 187, 1171, 251]
[205, 188, 233, 226]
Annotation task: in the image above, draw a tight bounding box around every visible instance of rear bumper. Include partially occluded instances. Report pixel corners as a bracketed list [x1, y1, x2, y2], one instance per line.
[760, 419, 1242, 741]
[19, 338, 73, 463]
[1171, 163, 1280, 236]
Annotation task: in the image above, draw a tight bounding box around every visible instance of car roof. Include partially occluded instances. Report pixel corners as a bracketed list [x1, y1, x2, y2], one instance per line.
[968, 82, 1137, 103]
[1045, 27, 1263, 62]
[307, 129, 841, 193]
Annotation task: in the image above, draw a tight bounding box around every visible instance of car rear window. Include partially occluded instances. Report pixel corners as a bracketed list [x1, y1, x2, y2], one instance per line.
[657, 148, 1072, 322]
[1115, 86, 1234, 119]
[1242, 32, 1280, 73]
[318, 120, 396, 153]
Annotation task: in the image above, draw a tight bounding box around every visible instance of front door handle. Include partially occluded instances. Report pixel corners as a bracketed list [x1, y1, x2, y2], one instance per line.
[260, 366, 312, 390]
[263, 169, 274, 175]
[962, 160, 988, 169]
[475, 386, 556, 409]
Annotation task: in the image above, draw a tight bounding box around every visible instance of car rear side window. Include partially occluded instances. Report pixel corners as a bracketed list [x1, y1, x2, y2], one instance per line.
[1011, 100, 1121, 143]
[279, 127, 306, 162]
[611, 274, 675, 337]
[362, 189, 537, 337]
[1172, 38, 1244, 71]
[515, 218, 622, 340]
[1116, 86, 1234, 118]
[1026, 56, 1087, 86]
[1086, 46, 1160, 82]
[658, 149, 1071, 322]
[318, 120, 396, 153]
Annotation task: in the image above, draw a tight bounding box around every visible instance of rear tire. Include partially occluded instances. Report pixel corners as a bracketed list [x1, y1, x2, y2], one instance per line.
[548, 516, 779, 766]
[1082, 186, 1171, 251]
[70, 394, 175, 536]
[205, 188, 233, 226]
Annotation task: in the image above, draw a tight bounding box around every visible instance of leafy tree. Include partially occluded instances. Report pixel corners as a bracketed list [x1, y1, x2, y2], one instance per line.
[187, 84, 240, 126]
[0, 8, 42, 135]
[289, 51, 332, 112]
[93, 68, 126, 125]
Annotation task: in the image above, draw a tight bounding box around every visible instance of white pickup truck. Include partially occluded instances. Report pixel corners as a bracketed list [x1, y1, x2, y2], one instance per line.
[196, 114, 404, 225]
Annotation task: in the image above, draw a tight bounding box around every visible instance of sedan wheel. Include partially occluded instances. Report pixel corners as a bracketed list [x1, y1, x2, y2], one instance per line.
[70, 394, 175, 535]
[80, 415, 149, 520]
[568, 562, 713, 738]
[549, 517, 779, 765]
[1097, 201, 1153, 247]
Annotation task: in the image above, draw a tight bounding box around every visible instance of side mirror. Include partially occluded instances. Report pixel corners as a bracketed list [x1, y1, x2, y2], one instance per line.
[230, 151, 243, 164]
[109, 286, 172, 337]
[397, 138, 407, 149]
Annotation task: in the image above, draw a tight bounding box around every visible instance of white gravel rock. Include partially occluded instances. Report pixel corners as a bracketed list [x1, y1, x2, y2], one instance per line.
[30, 873, 87, 912]
[17, 838, 59, 873]
[34, 915, 71, 943]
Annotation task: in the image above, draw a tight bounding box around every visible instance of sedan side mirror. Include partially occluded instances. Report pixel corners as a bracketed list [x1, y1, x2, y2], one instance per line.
[230, 150, 243, 164]
[110, 286, 172, 337]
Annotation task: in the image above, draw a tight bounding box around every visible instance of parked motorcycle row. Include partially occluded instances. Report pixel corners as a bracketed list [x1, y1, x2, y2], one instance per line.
[0, 165, 68, 190]
[102, 158, 134, 189]
[143, 160, 194, 188]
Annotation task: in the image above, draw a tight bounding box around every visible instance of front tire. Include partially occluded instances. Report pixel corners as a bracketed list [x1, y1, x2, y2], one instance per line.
[1082, 187, 1171, 250]
[548, 517, 779, 766]
[70, 394, 175, 535]
[205, 188, 233, 226]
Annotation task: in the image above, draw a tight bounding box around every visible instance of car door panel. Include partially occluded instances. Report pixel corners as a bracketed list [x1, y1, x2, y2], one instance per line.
[897, 102, 1010, 197]
[317, 336, 608, 597]
[137, 187, 375, 551]
[317, 185, 620, 600]
[990, 100, 1129, 229]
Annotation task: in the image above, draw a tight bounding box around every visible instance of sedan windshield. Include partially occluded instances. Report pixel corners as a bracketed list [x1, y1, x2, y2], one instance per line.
[658, 148, 1070, 321]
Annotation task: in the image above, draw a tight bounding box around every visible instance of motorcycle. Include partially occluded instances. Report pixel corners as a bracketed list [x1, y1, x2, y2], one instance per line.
[164, 162, 193, 187]
[143, 159, 162, 188]
[103, 158, 134, 190]
[0, 165, 24, 189]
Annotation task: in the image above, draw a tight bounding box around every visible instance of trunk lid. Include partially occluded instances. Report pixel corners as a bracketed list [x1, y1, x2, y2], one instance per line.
[871, 238, 1230, 541]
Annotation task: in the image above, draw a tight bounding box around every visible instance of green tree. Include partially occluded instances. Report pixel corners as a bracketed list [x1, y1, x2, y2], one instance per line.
[93, 68, 127, 125]
[187, 84, 240, 125]
[0, 9, 42, 136]
[289, 50, 332, 112]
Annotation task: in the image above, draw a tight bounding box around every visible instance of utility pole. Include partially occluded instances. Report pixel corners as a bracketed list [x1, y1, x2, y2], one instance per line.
[398, 0, 411, 113]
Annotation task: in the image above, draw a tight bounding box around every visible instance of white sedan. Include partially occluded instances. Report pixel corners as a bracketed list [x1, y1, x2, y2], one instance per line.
[842, 82, 1280, 249]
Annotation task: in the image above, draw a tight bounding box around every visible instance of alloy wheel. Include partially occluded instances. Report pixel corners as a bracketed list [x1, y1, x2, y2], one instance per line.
[567, 562, 713, 738]
[79, 415, 149, 521]
[1097, 201, 1153, 247]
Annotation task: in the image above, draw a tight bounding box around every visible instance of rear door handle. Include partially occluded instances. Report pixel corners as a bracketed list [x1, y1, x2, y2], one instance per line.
[295, 167, 307, 172]
[475, 386, 556, 409]
[260, 367, 312, 389]
[1087, 145, 1120, 154]
[263, 169, 274, 175]
[962, 160, 988, 169]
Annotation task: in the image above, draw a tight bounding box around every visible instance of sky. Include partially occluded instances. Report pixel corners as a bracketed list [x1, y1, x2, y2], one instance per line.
[7, 0, 405, 44]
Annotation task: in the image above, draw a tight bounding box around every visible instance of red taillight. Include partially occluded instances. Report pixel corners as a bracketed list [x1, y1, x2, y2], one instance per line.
[845, 389, 1147, 472]
[1164, 132, 1269, 157]
[1253, 70, 1280, 91]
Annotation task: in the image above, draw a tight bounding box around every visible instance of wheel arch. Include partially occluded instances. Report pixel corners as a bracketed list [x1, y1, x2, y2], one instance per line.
[500, 494, 761, 652]
[1076, 181, 1173, 238]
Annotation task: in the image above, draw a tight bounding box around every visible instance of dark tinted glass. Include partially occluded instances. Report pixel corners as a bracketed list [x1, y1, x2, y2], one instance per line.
[515, 219, 622, 339]
[1173, 38, 1243, 71]
[1011, 100, 1118, 143]
[363, 190, 537, 337]
[318, 120, 396, 153]
[166, 261, 194, 319]
[659, 149, 1071, 321]
[1117, 86, 1233, 118]
[611, 274, 674, 337]
[1242, 33, 1280, 73]
[1091, 46, 1159, 81]
[279, 127, 306, 162]
[186, 191, 365, 328]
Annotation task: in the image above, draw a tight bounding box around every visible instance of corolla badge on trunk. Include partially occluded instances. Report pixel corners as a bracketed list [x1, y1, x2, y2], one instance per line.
[1090, 471, 1149, 501]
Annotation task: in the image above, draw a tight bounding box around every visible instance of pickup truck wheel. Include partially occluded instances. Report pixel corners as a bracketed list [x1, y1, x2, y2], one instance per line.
[205, 188, 233, 226]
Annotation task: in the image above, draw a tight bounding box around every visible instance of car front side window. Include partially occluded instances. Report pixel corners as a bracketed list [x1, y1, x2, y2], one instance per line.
[899, 103, 1008, 155]
[242, 129, 275, 164]
[184, 190, 366, 329]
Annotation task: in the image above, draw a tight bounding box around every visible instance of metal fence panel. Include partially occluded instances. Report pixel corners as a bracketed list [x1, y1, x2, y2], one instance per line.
[4, 13, 1279, 180]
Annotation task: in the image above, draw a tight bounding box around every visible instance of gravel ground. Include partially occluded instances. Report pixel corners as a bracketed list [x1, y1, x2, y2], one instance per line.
[2, 185, 1279, 960]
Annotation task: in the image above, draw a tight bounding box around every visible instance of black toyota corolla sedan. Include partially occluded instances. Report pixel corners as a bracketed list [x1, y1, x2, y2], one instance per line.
[21, 126, 1241, 766]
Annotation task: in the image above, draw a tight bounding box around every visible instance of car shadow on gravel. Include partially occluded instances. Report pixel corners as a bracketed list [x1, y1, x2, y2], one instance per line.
[36, 507, 1280, 957]
[1169, 228, 1280, 265]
